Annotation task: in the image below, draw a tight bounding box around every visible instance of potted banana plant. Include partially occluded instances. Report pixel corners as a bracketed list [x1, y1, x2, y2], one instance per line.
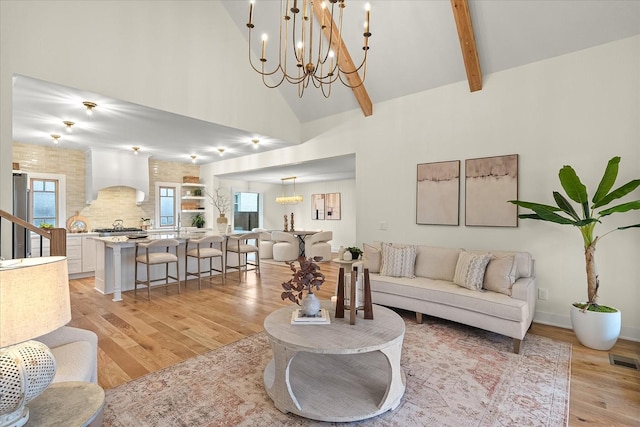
[510, 156, 639, 350]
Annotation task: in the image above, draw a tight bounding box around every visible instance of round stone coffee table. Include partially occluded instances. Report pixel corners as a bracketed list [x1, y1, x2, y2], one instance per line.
[263, 303, 406, 422]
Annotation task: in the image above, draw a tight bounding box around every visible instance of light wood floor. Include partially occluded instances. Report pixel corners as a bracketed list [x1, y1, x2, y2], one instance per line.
[67, 261, 639, 426]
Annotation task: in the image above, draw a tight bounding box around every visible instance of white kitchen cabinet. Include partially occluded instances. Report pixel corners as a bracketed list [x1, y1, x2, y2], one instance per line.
[31, 235, 51, 257]
[82, 235, 96, 272]
[67, 236, 83, 274]
[32, 234, 97, 276]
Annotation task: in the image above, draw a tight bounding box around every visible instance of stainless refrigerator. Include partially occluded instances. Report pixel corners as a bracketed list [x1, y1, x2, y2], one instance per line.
[13, 173, 31, 258]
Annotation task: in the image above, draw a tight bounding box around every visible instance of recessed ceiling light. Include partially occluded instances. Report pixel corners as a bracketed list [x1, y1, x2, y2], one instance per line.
[63, 121, 74, 132]
[50, 134, 61, 144]
[83, 101, 97, 115]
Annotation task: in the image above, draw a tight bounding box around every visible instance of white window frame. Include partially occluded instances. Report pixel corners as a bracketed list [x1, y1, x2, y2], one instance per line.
[29, 172, 66, 231]
[155, 181, 180, 229]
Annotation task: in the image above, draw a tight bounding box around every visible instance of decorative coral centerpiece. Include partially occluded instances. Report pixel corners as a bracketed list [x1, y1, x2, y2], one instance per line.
[281, 256, 325, 316]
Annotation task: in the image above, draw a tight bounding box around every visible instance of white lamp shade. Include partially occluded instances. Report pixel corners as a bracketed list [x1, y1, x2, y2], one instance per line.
[0, 256, 71, 347]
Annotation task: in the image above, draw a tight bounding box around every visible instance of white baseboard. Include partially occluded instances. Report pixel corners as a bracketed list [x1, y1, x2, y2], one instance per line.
[534, 310, 640, 342]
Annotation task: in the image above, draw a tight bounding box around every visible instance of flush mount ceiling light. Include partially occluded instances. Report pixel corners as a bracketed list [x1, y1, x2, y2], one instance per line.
[191, 155, 197, 163]
[247, 0, 372, 98]
[252, 138, 260, 148]
[62, 121, 74, 132]
[218, 148, 225, 156]
[276, 176, 303, 204]
[132, 146, 140, 155]
[82, 101, 97, 115]
[50, 134, 61, 144]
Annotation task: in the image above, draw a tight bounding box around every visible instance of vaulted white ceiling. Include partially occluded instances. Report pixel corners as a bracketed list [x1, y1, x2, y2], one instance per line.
[11, 1, 640, 183]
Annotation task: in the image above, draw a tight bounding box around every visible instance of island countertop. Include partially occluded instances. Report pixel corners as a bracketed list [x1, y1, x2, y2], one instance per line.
[93, 230, 238, 301]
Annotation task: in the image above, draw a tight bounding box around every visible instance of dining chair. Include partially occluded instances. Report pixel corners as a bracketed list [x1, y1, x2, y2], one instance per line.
[185, 235, 225, 289]
[271, 231, 299, 262]
[134, 239, 180, 300]
[225, 232, 260, 281]
[304, 231, 333, 261]
[252, 228, 275, 259]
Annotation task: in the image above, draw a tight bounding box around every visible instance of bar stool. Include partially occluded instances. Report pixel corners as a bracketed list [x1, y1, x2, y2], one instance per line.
[185, 235, 225, 289]
[225, 232, 260, 281]
[134, 239, 180, 300]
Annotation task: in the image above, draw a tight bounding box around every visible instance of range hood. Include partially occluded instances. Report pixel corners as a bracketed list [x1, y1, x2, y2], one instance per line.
[86, 148, 149, 204]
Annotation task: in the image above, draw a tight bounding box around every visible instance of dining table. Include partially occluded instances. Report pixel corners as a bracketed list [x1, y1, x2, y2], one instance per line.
[285, 230, 318, 256]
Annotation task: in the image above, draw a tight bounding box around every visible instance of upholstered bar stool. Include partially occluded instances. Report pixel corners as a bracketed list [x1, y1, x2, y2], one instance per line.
[134, 239, 180, 300]
[225, 232, 260, 281]
[185, 235, 225, 289]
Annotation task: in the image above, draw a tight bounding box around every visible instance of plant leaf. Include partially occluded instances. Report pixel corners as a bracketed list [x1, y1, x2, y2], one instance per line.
[559, 165, 589, 204]
[517, 213, 544, 220]
[553, 191, 581, 221]
[598, 200, 640, 217]
[509, 200, 562, 212]
[618, 224, 640, 230]
[592, 156, 620, 204]
[530, 207, 576, 225]
[592, 180, 640, 209]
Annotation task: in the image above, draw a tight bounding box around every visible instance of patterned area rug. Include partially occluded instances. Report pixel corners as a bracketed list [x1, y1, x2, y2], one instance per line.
[104, 317, 571, 426]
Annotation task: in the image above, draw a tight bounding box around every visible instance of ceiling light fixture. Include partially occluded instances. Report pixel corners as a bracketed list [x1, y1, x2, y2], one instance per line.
[50, 134, 61, 144]
[247, 0, 372, 98]
[132, 146, 140, 155]
[191, 155, 197, 163]
[83, 101, 97, 115]
[252, 138, 260, 148]
[63, 121, 74, 132]
[276, 176, 303, 204]
[218, 148, 225, 156]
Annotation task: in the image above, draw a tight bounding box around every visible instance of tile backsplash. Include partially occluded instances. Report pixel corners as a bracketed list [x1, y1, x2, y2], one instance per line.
[13, 142, 200, 229]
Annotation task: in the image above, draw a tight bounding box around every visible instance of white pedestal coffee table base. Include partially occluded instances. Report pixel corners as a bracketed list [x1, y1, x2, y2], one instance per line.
[263, 304, 405, 422]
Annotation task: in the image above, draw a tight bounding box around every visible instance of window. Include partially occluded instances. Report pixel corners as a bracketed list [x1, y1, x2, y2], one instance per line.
[29, 174, 66, 228]
[158, 186, 176, 227]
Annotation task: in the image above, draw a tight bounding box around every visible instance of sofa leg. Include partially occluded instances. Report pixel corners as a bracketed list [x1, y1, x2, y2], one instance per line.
[416, 312, 423, 324]
[513, 338, 522, 354]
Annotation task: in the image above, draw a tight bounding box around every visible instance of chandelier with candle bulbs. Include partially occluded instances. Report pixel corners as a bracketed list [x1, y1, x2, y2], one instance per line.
[247, 0, 371, 98]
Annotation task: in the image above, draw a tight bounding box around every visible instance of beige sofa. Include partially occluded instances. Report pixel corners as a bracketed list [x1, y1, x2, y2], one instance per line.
[359, 243, 536, 353]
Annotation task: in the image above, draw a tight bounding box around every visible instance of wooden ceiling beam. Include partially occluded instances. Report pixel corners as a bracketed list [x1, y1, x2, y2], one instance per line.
[450, 0, 482, 92]
[312, 1, 373, 117]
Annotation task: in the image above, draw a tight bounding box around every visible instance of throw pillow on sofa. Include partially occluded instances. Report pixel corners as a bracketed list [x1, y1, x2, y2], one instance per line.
[380, 243, 417, 278]
[453, 251, 493, 290]
[483, 255, 517, 296]
[363, 243, 382, 273]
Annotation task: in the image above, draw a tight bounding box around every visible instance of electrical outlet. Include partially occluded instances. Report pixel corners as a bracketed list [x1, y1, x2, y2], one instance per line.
[538, 288, 548, 300]
[379, 221, 388, 230]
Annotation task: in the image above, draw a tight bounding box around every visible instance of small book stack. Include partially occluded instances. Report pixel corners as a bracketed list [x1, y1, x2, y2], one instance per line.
[290, 308, 331, 325]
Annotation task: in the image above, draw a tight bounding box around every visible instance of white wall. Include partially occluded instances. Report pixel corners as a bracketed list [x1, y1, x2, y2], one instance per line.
[329, 36, 638, 339]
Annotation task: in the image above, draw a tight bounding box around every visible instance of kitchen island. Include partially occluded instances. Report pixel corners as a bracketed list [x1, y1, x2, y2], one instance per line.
[93, 230, 229, 301]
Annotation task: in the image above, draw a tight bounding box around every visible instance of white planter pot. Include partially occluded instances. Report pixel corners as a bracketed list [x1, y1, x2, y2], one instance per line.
[570, 304, 621, 350]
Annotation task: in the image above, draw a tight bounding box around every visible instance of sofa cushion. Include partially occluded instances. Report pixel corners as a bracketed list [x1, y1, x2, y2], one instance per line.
[469, 250, 533, 279]
[380, 243, 417, 278]
[369, 274, 527, 322]
[453, 251, 493, 290]
[483, 255, 517, 296]
[414, 246, 461, 281]
[363, 243, 382, 273]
